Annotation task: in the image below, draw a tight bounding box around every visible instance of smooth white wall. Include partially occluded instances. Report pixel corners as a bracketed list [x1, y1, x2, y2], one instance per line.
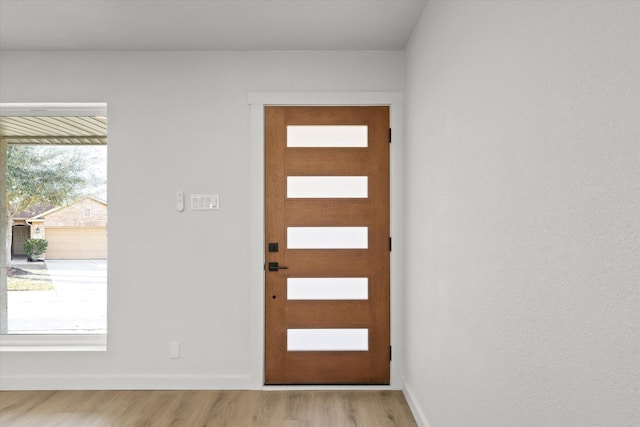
[403, 1, 639, 426]
[0, 50, 403, 388]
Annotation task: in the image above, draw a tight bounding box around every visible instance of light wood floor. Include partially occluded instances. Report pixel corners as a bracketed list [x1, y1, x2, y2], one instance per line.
[0, 390, 417, 426]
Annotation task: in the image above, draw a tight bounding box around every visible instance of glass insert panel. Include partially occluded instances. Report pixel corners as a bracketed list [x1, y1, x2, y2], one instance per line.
[287, 176, 368, 198]
[287, 227, 368, 249]
[287, 125, 368, 147]
[287, 328, 369, 351]
[287, 278, 368, 300]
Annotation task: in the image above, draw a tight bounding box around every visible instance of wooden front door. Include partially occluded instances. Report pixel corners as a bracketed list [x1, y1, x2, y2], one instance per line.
[265, 106, 390, 384]
[11, 225, 29, 256]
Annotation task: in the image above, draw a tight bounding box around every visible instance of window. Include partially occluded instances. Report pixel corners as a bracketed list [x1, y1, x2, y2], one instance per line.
[0, 103, 107, 351]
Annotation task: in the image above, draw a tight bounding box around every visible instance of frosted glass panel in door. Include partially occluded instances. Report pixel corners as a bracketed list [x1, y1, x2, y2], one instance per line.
[287, 329, 369, 351]
[287, 227, 368, 249]
[287, 278, 369, 300]
[287, 176, 368, 198]
[287, 125, 368, 147]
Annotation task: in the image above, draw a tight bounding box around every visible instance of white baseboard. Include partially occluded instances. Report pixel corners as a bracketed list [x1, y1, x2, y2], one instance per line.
[402, 378, 432, 427]
[0, 374, 251, 390]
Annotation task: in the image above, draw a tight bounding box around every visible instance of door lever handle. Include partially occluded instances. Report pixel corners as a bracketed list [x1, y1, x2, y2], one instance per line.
[268, 262, 288, 272]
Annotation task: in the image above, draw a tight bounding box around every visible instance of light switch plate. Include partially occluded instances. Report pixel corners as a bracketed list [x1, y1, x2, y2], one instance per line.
[191, 194, 219, 210]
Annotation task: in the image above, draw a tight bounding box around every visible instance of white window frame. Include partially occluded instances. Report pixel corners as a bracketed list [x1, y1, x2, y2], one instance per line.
[0, 103, 107, 352]
[248, 92, 404, 389]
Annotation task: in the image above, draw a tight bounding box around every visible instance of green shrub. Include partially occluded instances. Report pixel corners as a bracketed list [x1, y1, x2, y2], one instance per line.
[23, 239, 48, 258]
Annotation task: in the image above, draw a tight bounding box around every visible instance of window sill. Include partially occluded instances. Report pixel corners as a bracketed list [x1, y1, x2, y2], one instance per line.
[0, 334, 106, 352]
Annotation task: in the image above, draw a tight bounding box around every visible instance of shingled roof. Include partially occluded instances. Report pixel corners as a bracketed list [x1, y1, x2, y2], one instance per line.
[11, 196, 107, 220]
[11, 204, 55, 219]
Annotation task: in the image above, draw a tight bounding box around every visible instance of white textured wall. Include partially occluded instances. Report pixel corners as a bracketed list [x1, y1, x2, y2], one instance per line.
[403, 1, 640, 426]
[0, 50, 403, 388]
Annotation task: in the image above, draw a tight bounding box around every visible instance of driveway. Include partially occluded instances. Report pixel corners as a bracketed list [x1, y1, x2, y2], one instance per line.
[7, 259, 107, 333]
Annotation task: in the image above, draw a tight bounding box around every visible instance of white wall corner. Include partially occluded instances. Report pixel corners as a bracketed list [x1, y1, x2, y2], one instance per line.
[402, 378, 432, 427]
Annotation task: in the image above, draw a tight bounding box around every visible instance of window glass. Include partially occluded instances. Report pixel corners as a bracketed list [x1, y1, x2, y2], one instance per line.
[287, 125, 367, 147]
[287, 227, 368, 249]
[287, 328, 369, 351]
[287, 278, 368, 300]
[287, 176, 368, 198]
[1, 111, 107, 335]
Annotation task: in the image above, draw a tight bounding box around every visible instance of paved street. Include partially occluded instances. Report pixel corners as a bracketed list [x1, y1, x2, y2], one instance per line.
[7, 259, 107, 333]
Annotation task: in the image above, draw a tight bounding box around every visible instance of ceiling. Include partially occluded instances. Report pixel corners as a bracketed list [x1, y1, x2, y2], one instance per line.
[0, 0, 427, 51]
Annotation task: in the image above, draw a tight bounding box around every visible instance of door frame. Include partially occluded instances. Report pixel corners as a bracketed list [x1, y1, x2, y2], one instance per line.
[248, 92, 404, 389]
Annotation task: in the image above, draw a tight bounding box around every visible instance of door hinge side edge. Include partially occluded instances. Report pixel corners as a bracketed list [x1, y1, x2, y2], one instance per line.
[389, 237, 392, 252]
[390, 345, 392, 361]
[389, 128, 392, 143]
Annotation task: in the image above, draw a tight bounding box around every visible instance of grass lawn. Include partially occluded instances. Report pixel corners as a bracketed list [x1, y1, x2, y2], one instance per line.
[7, 263, 55, 291]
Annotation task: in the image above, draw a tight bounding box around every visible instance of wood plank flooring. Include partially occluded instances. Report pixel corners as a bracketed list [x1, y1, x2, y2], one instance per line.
[0, 390, 417, 426]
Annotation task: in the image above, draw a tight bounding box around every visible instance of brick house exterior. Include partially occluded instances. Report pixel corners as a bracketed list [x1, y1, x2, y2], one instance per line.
[11, 197, 107, 259]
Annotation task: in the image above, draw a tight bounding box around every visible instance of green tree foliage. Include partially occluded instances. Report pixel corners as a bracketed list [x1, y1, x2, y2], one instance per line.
[6, 145, 104, 217]
[4, 145, 105, 267]
[23, 239, 48, 258]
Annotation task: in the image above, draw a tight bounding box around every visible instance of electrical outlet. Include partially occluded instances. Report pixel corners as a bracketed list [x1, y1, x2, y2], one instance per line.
[169, 341, 180, 359]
